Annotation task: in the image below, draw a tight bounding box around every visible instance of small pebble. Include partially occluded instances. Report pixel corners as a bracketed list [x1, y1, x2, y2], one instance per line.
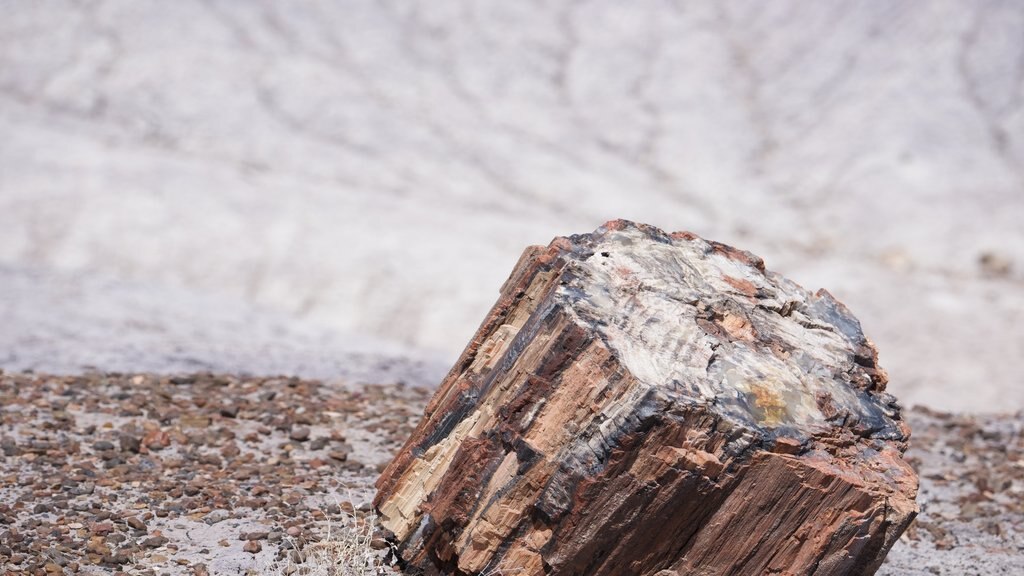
[142, 535, 169, 548]
[204, 509, 230, 525]
[119, 435, 141, 454]
[243, 540, 262, 553]
[289, 427, 311, 442]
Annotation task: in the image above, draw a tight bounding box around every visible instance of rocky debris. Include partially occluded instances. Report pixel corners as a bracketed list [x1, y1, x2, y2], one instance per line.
[0, 371, 429, 575]
[0, 370, 1018, 575]
[375, 221, 919, 575]
[878, 408, 1024, 575]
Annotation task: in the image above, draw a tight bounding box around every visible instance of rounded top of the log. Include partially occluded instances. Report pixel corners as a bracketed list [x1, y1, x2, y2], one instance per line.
[555, 220, 905, 441]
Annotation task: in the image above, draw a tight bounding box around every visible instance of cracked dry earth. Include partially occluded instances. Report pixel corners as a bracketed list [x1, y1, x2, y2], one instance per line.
[0, 372, 1021, 575]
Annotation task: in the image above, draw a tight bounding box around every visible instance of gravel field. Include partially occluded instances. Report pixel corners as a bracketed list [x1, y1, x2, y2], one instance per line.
[0, 371, 430, 575]
[0, 372, 1020, 575]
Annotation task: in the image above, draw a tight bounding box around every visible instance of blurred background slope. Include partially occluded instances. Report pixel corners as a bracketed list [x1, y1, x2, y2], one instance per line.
[0, 1, 1022, 410]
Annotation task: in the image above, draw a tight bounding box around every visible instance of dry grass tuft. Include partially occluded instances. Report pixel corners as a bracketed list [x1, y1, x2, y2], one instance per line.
[259, 506, 394, 576]
[256, 498, 524, 576]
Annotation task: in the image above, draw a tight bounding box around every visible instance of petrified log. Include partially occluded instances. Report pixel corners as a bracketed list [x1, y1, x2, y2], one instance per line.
[374, 220, 918, 576]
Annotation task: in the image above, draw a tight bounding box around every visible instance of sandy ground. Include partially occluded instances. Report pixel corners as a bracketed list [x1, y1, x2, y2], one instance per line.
[2, 1, 1024, 412]
[0, 265, 448, 388]
[1, 372, 1021, 576]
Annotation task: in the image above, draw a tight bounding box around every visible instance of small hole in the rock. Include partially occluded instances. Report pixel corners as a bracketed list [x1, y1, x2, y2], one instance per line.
[601, 252, 610, 257]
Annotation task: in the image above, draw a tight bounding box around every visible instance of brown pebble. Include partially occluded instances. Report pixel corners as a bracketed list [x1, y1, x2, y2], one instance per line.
[243, 540, 262, 553]
[142, 429, 170, 450]
[90, 522, 114, 535]
[142, 535, 169, 548]
[289, 427, 311, 442]
[180, 414, 211, 428]
[119, 435, 141, 453]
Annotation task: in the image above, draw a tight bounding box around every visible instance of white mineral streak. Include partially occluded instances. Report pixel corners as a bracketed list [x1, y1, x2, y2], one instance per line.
[559, 227, 878, 432]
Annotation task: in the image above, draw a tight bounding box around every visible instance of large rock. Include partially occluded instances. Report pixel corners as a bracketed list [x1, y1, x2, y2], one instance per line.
[374, 220, 918, 576]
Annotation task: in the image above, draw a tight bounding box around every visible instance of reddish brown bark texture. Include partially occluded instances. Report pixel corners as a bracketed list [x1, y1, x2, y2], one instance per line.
[374, 221, 918, 576]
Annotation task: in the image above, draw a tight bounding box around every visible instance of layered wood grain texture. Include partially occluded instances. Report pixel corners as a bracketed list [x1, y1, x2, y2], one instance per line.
[374, 220, 918, 576]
